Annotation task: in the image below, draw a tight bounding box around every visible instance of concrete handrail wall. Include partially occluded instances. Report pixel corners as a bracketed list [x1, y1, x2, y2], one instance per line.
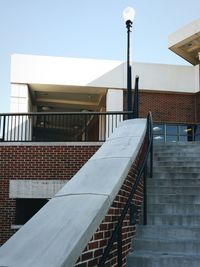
[0, 118, 147, 267]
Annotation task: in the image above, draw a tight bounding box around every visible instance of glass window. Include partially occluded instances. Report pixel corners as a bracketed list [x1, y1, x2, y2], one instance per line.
[195, 134, 200, 141]
[153, 123, 200, 143]
[179, 125, 188, 136]
[194, 125, 200, 135]
[166, 135, 178, 143]
[166, 125, 178, 135]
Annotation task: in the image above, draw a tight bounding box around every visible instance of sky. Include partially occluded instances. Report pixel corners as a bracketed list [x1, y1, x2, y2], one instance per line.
[0, 0, 200, 112]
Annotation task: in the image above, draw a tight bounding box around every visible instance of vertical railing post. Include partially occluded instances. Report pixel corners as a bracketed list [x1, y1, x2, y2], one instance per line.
[117, 227, 122, 267]
[84, 113, 87, 141]
[150, 140, 153, 178]
[2, 115, 6, 141]
[143, 163, 147, 225]
[148, 112, 153, 178]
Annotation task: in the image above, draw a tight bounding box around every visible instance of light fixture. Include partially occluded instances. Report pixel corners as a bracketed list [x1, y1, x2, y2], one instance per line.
[184, 128, 192, 132]
[42, 106, 51, 111]
[153, 126, 162, 132]
[154, 136, 163, 140]
[123, 6, 136, 23]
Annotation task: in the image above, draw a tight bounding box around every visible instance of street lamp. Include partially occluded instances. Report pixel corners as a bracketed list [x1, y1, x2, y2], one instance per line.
[123, 7, 135, 118]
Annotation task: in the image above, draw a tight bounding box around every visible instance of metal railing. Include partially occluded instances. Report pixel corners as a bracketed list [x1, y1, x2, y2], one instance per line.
[0, 111, 133, 142]
[97, 112, 153, 267]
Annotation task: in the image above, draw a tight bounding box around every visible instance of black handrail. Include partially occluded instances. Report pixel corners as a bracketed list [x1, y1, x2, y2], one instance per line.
[97, 111, 153, 267]
[0, 111, 133, 116]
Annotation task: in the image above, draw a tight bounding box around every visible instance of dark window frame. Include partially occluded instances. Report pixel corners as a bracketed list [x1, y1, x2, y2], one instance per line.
[15, 198, 48, 225]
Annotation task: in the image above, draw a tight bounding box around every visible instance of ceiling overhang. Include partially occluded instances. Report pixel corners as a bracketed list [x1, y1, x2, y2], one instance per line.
[168, 19, 200, 65]
[28, 84, 107, 112]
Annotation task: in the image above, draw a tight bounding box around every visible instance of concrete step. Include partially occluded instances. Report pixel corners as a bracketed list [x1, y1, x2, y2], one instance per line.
[127, 251, 200, 267]
[148, 203, 200, 215]
[136, 225, 200, 240]
[154, 161, 200, 167]
[147, 214, 200, 226]
[155, 150, 200, 155]
[154, 145, 200, 149]
[154, 156, 200, 161]
[147, 194, 200, 204]
[147, 178, 200, 187]
[154, 166, 200, 172]
[154, 148, 200, 154]
[154, 144, 200, 152]
[153, 172, 200, 179]
[154, 143, 200, 149]
[153, 152, 200, 161]
[127, 143, 200, 267]
[133, 238, 200, 254]
[153, 151, 200, 157]
[147, 186, 200, 195]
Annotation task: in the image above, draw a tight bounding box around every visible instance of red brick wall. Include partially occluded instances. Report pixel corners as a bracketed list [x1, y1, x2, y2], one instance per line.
[0, 145, 100, 245]
[196, 92, 200, 122]
[124, 91, 198, 123]
[75, 135, 147, 267]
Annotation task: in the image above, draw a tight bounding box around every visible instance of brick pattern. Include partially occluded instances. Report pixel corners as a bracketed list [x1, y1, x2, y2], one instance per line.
[74, 135, 148, 267]
[0, 145, 100, 245]
[124, 91, 199, 123]
[196, 92, 200, 122]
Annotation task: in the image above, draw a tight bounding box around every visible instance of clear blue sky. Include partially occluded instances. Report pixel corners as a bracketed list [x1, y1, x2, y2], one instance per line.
[0, 0, 200, 112]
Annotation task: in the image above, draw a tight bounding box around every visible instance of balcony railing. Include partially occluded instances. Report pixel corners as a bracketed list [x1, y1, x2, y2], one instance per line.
[0, 111, 133, 142]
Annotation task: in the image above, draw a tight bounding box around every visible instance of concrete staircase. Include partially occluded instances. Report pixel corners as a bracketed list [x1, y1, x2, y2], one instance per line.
[127, 142, 200, 267]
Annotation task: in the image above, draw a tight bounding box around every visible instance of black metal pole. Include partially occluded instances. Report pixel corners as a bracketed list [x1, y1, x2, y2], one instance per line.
[126, 20, 133, 119]
[133, 75, 139, 118]
[117, 228, 123, 267]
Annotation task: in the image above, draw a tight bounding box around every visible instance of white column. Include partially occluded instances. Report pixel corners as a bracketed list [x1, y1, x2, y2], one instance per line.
[106, 89, 123, 112]
[10, 84, 30, 112]
[194, 65, 200, 93]
[7, 84, 32, 141]
[106, 89, 123, 138]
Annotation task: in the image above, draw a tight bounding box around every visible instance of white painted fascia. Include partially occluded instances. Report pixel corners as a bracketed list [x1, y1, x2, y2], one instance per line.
[168, 19, 200, 48]
[11, 54, 196, 94]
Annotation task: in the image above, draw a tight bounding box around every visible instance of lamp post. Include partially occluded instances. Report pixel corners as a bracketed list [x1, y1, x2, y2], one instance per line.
[123, 7, 135, 118]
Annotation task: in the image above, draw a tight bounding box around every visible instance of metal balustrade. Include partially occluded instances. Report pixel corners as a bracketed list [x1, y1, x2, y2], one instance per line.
[0, 111, 132, 142]
[97, 112, 153, 267]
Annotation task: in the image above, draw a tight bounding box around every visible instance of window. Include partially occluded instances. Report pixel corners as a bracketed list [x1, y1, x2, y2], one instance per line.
[166, 125, 178, 142]
[15, 198, 48, 225]
[153, 124, 164, 142]
[194, 125, 200, 141]
[153, 123, 197, 143]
